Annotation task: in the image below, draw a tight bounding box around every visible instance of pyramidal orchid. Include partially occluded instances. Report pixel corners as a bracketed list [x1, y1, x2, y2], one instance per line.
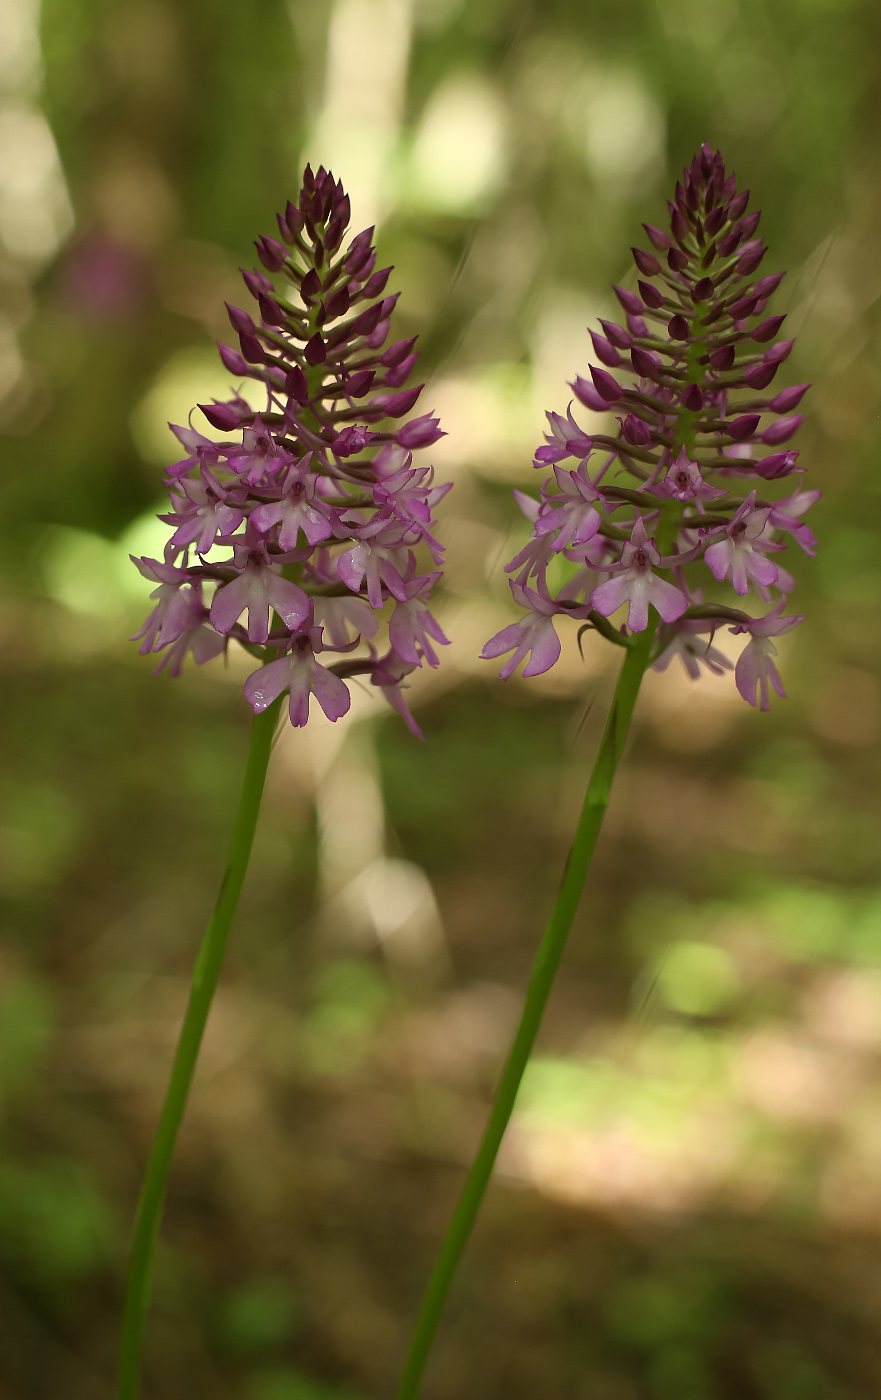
[483, 142, 812, 710]
[395, 146, 815, 1400]
[119, 168, 449, 1400]
[132, 163, 449, 736]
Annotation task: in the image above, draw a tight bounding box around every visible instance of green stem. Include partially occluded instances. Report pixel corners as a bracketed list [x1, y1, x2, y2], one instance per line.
[117, 696, 284, 1400]
[394, 620, 658, 1400]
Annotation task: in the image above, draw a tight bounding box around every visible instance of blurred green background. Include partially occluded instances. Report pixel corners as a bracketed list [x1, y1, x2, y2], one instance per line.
[1, 0, 880, 1396]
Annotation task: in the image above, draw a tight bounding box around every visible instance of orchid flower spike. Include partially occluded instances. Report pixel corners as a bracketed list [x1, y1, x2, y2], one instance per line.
[131, 166, 451, 733]
[483, 143, 813, 707]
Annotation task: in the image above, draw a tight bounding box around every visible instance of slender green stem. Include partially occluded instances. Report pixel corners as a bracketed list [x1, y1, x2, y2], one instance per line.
[117, 696, 283, 1400]
[394, 622, 657, 1400]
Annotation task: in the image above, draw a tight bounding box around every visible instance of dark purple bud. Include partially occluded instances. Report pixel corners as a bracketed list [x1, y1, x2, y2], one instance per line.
[728, 191, 749, 220]
[754, 450, 800, 479]
[590, 331, 621, 368]
[764, 338, 794, 364]
[710, 345, 736, 371]
[384, 353, 418, 387]
[285, 365, 309, 400]
[668, 314, 690, 340]
[239, 332, 267, 364]
[397, 414, 444, 449]
[739, 210, 761, 239]
[731, 295, 760, 319]
[226, 303, 255, 335]
[599, 319, 632, 349]
[333, 426, 375, 458]
[199, 400, 241, 430]
[614, 285, 643, 315]
[737, 248, 766, 276]
[255, 236, 287, 272]
[378, 384, 423, 417]
[366, 317, 391, 350]
[638, 279, 664, 309]
[682, 383, 704, 411]
[347, 301, 385, 338]
[348, 226, 373, 253]
[753, 315, 785, 343]
[571, 376, 608, 412]
[301, 268, 321, 301]
[632, 246, 661, 276]
[302, 163, 316, 194]
[667, 248, 689, 272]
[346, 369, 376, 397]
[285, 201, 304, 235]
[620, 413, 652, 446]
[718, 229, 743, 257]
[670, 207, 689, 244]
[346, 247, 373, 278]
[745, 362, 779, 389]
[738, 238, 763, 260]
[727, 414, 761, 440]
[589, 365, 624, 403]
[753, 272, 785, 298]
[631, 347, 660, 377]
[704, 204, 727, 237]
[276, 211, 295, 244]
[685, 180, 700, 212]
[642, 223, 671, 251]
[218, 342, 249, 376]
[769, 383, 810, 412]
[258, 294, 285, 326]
[304, 332, 327, 365]
[241, 268, 273, 299]
[626, 313, 649, 337]
[382, 336, 418, 367]
[762, 414, 804, 444]
[361, 266, 392, 298]
[324, 286, 350, 320]
[324, 213, 345, 252]
[693, 277, 714, 301]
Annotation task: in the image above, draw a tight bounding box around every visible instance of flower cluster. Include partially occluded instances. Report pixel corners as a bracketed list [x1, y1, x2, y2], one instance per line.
[483, 145, 816, 709]
[132, 167, 450, 734]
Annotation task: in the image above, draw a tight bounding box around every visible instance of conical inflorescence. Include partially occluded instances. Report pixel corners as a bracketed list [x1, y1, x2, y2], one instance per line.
[484, 143, 816, 709]
[132, 165, 450, 734]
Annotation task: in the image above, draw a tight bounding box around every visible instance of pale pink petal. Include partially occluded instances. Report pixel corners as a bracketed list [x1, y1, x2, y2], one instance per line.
[521, 618, 561, 676]
[703, 539, 731, 584]
[287, 664, 313, 727]
[209, 574, 251, 635]
[625, 577, 651, 633]
[265, 575, 310, 630]
[311, 664, 352, 722]
[591, 574, 633, 617]
[647, 574, 688, 623]
[244, 657, 292, 713]
[482, 621, 528, 659]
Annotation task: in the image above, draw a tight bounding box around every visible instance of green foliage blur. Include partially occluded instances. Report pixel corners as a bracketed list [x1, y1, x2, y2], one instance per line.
[0, 0, 880, 1396]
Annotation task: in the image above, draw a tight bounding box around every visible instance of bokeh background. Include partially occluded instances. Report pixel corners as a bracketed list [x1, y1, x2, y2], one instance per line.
[1, 0, 880, 1396]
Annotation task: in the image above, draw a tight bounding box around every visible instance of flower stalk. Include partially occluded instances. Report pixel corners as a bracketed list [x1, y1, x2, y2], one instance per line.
[395, 624, 655, 1400]
[117, 694, 283, 1400]
[398, 144, 815, 1395]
